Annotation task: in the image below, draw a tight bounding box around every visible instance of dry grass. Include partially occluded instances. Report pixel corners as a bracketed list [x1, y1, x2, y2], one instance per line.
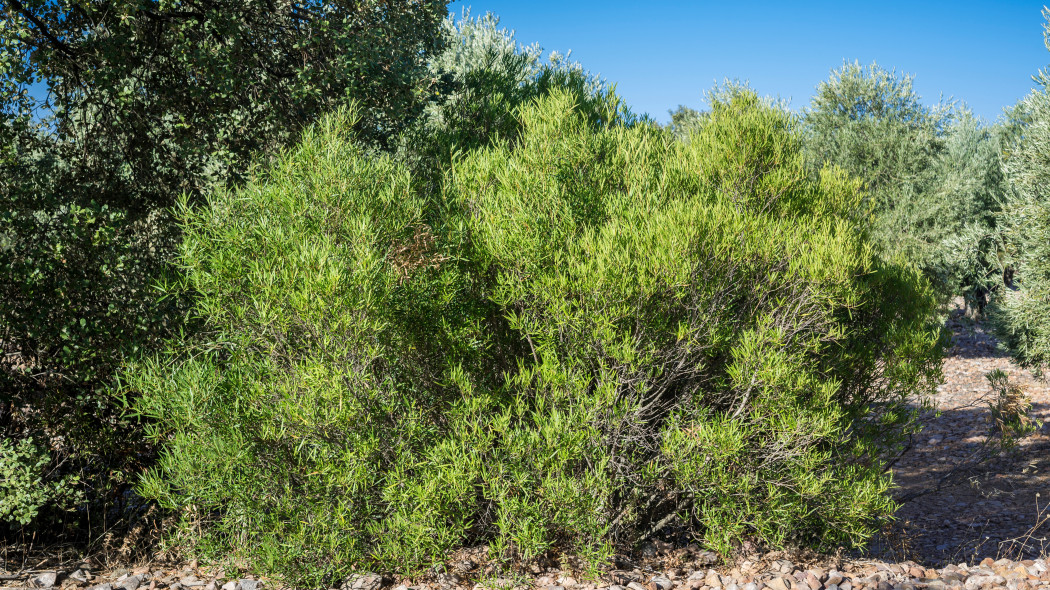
[387, 225, 448, 284]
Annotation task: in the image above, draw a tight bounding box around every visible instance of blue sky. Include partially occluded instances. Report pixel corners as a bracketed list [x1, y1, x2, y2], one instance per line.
[451, 1, 1050, 124]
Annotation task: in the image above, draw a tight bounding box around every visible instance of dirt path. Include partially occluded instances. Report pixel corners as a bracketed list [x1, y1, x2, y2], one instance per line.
[874, 308, 1050, 565]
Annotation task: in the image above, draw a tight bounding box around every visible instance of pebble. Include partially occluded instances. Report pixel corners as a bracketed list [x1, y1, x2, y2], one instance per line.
[19, 544, 1050, 590]
[344, 575, 379, 590]
[648, 577, 672, 590]
[31, 573, 58, 589]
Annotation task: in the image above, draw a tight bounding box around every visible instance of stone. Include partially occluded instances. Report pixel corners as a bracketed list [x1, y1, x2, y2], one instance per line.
[696, 552, 720, 566]
[741, 585, 758, 590]
[221, 582, 237, 590]
[609, 586, 625, 590]
[557, 578, 578, 588]
[87, 584, 113, 590]
[179, 578, 204, 589]
[545, 586, 565, 590]
[686, 571, 706, 582]
[32, 573, 58, 589]
[237, 581, 263, 590]
[472, 580, 515, 590]
[980, 558, 996, 569]
[801, 572, 821, 590]
[773, 561, 795, 575]
[627, 583, 647, 590]
[346, 575, 380, 590]
[965, 575, 1006, 590]
[649, 578, 672, 590]
[704, 571, 722, 589]
[120, 576, 143, 590]
[764, 576, 794, 590]
[436, 573, 460, 588]
[825, 585, 839, 590]
[825, 571, 844, 586]
[69, 571, 90, 585]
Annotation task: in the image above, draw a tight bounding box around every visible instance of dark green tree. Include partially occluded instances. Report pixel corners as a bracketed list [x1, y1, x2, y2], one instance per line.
[0, 0, 448, 533]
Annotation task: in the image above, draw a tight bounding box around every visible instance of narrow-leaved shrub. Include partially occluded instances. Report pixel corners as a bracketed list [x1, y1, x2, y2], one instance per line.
[127, 90, 943, 585]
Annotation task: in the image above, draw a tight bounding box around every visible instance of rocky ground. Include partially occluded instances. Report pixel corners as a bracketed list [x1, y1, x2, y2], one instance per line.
[5, 545, 1050, 590]
[2, 306, 1047, 590]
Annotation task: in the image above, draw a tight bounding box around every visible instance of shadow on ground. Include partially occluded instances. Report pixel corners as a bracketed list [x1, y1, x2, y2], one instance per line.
[862, 308, 1050, 566]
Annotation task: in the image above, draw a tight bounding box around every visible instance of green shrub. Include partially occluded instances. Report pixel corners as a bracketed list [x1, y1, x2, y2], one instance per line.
[127, 90, 942, 585]
[0, 438, 83, 528]
[0, 151, 182, 530]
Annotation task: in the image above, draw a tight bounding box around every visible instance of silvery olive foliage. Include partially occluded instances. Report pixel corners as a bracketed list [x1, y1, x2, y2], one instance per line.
[991, 8, 1050, 372]
[803, 62, 1008, 307]
[395, 10, 633, 195]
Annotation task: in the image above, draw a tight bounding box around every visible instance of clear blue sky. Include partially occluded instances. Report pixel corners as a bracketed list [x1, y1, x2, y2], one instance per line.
[451, 1, 1050, 124]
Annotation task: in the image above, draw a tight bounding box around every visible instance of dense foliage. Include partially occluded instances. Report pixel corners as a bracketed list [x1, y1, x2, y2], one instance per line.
[0, 0, 449, 530]
[125, 89, 943, 584]
[803, 62, 1008, 306]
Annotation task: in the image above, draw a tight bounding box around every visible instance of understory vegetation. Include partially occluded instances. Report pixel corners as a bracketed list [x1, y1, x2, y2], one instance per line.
[0, 2, 1048, 586]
